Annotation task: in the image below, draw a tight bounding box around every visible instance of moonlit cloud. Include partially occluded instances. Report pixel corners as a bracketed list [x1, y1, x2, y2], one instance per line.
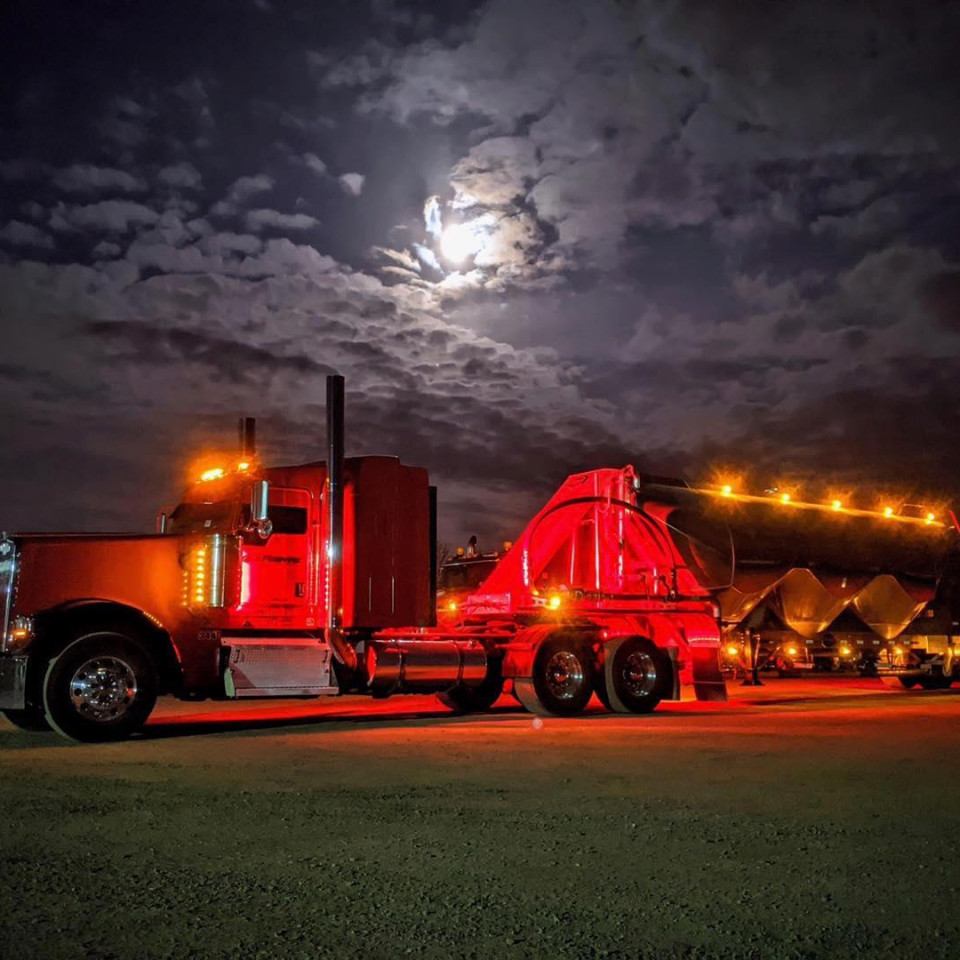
[338, 172, 365, 196]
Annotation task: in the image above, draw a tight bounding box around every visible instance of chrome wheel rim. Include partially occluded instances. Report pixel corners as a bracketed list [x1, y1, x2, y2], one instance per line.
[544, 651, 584, 700]
[621, 650, 657, 698]
[68, 656, 137, 722]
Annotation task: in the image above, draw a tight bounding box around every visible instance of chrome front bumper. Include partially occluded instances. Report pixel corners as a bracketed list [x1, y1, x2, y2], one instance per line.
[0, 655, 28, 711]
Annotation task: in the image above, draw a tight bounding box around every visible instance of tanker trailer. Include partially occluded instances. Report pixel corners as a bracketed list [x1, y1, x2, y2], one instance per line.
[633, 482, 960, 687]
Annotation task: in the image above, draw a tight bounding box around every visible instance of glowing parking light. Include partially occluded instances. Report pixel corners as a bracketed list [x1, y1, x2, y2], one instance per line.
[883, 506, 894, 518]
[721, 484, 733, 497]
[237, 461, 251, 471]
[831, 500, 843, 512]
[925, 512, 936, 525]
[446, 600, 458, 613]
[548, 594, 563, 610]
[200, 467, 225, 482]
[726, 644, 740, 657]
[780, 493, 791, 504]
[786, 645, 799, 657]
[840, 645, 853, 657]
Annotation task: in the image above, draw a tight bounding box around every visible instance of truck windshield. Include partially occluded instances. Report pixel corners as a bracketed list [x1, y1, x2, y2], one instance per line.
[167, 501, 239, 534]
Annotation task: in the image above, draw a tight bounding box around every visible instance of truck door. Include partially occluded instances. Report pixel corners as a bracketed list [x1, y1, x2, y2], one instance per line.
[239, 487, 313, 629]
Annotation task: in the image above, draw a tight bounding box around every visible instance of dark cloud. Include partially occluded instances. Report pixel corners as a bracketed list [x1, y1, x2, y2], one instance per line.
[920, 270, 960, 334]
[0, 220, 53, 250]
[52, 165, 147, 195]
[244, 209, 320, 233]
[81, 320, 331, 385]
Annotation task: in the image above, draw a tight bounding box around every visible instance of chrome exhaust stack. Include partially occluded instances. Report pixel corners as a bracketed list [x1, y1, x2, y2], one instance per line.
[238, 417, 256, 459]
[325, 375, 357, 670]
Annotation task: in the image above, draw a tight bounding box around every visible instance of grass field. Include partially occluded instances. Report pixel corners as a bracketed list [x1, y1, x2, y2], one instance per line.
[2, 679, 959, 959]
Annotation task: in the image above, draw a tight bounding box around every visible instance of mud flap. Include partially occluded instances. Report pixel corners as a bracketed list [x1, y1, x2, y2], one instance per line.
[666, 646, 681, 700]
[691, 645, 728, 702]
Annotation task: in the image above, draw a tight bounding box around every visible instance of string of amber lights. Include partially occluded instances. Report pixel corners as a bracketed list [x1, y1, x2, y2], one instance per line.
[698, 484, 945, 528]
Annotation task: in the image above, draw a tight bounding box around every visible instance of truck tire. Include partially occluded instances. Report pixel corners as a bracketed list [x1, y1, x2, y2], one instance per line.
[513, 633, 593, 717]
[899, 676, 920, 689]
[601, 636, 672, 714]
[1, 708, 52, 731]
[919, 670, 953, 690]
[438, 658, 504, 713]
[42, 630, 158, 742]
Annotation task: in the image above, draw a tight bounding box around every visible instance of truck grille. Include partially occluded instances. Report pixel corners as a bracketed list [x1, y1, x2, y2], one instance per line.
[0, 537, 16, 652]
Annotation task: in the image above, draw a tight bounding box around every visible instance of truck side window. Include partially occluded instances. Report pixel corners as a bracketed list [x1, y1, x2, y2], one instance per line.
[267, 506, 308, 535]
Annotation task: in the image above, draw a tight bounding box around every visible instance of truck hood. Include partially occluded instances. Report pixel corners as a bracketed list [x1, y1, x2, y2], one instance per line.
[10, 533, 191, 626]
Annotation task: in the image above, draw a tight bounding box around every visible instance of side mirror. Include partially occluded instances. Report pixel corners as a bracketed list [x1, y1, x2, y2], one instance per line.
[156, 511, 168, 534]
[248, 480, 273, 540]
[251, 480, 270, 521]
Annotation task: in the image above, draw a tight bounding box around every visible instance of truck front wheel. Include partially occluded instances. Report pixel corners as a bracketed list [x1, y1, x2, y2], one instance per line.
[514, 634, 594, 717]
[42, 630, 158, 742]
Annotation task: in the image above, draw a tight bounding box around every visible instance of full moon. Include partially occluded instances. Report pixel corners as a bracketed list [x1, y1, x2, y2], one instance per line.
[440, 222, 481, 264]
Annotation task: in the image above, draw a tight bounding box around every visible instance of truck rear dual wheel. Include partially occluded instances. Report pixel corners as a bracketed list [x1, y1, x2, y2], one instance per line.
[598, 636, 671, 714]
[42, 630, 158, 742]
[514, 634, 594, 717]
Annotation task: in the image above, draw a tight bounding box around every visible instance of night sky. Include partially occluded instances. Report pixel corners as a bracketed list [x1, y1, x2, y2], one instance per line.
[2, 0, 959, 545]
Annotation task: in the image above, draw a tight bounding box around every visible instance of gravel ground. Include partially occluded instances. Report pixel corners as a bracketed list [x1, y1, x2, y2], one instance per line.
[2, 679, 959, 960]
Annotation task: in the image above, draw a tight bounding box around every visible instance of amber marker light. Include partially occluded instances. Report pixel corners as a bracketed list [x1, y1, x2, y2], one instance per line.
[446, 600, 458, 612]
[883, 506, 894, 518]
[780, 493, 791, 504]
[237, 461, 251, 471]
[786, 645, 799, 657]
[726, 645, 740, 657]
[548, 594, 563, 610]
[831, 500, 842, 512]
[925, 512, 936, 525]
[721, 484, 733, 497]
[200, 467, 225, 482]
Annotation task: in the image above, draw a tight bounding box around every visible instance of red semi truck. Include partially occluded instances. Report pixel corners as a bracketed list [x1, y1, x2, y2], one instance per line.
[1, 376, 957, 741]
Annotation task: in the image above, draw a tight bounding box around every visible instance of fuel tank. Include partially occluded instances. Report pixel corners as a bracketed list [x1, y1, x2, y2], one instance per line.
[637, 484, 959, 640]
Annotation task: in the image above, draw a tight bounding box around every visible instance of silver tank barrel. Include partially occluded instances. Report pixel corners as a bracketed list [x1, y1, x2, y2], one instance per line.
[638, 483, 958, 639]
[365, 639, 487, 695]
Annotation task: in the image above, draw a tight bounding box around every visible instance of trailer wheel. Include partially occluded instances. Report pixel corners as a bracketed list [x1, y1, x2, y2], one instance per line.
[1, 708, 51, 732]
[42, 630, 158, 742]
[437, 658, 504, 713]
[601, 636, 671, 714]
[919, 670, 953, 690]
[514, 634, 593, 717]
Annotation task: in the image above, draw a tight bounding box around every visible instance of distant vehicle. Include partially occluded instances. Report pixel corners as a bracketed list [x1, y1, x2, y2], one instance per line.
[436, 540, 503, 625]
